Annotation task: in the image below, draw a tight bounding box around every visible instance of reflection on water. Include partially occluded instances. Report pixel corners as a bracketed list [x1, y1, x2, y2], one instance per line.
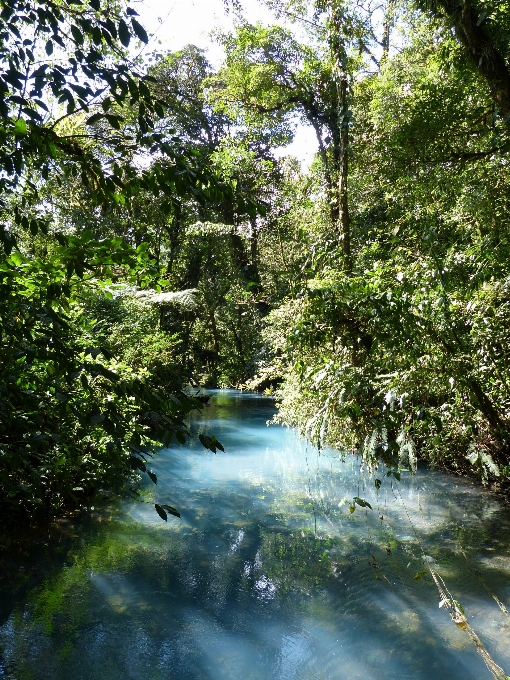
[1, 390, 509, 680]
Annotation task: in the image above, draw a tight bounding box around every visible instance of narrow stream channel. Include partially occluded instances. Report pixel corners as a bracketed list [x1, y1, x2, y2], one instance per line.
[1, 389, 509, 680]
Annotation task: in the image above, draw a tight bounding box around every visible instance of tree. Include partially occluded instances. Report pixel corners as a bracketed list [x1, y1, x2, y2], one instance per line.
[0, 2, 228, 526]
[149, 44, 230, 153]
[419, 0, 510, 120]
[212, 0, 384, 270]
[210, 24, 345, 228]
[237, 0, 510, 485]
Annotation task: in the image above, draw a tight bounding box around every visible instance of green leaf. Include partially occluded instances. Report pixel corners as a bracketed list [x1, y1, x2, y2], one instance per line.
[161, 504, 180, 518]
[155, 503, 167, 521]
[118, 19, 130, 47]
[199, 434, 224, 453]
[70, 24, 84, 45]
[86, 113, 105, 125]
[0, 227, 16, 254]
[105, 114, 123, 129]
[414, 571, 428, 580]
[91, 26, 102, 45]
[453, 599, 465, 615]
[9, 251, 23, 266]
[147, 470, 157, 484]
[130, 457, 147, 472]
[14, 118, 27, 137]
[354, 497, 372, 509]
[131, 18, 148, 43]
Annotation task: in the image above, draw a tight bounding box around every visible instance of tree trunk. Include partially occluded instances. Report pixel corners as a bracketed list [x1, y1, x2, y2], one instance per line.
[209, 309, 220, 355]
[231, 313, 246, 376]
[249, 216, 260, 285]
[328, 2, 352, 273]
[427, 0, 510, 119]
[337, 75, 352, 272]
[381, 0, 394, 63]
[467, 377, 508, 434]
[230, 231, 250, 276]
[307, 114, 338, 230]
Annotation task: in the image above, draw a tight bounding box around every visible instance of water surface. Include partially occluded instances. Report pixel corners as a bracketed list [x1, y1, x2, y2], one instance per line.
[1, 390, 509, 679]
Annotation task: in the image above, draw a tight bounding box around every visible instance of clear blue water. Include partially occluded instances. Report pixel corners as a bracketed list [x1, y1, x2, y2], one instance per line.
[1, 389, 509, 680]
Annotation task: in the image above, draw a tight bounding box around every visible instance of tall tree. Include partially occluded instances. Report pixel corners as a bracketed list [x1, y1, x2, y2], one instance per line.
[209, 25, 344, 241]
[419, 0, 510, 120]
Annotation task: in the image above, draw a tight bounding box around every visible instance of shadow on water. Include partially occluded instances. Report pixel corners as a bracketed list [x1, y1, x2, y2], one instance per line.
[0, 390, 509, 680]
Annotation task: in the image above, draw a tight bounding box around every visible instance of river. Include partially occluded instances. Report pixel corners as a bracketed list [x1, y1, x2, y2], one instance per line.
[1, 389, 509, 679]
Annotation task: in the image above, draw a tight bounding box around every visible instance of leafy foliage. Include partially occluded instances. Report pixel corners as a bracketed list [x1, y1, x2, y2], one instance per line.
[0, 227, 201, 520]
[243, 0, 510, 487]
[0, 2, 225, 526]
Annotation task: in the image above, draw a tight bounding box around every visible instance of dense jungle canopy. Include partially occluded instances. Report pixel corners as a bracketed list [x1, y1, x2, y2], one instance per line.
[1, 0, 510, 532]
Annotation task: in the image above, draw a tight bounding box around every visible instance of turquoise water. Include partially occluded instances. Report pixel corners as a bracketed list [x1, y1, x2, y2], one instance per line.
[1, 390, 509, 679]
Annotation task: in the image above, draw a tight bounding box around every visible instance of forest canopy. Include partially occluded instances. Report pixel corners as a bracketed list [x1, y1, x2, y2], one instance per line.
[1, 0, 510, 532]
